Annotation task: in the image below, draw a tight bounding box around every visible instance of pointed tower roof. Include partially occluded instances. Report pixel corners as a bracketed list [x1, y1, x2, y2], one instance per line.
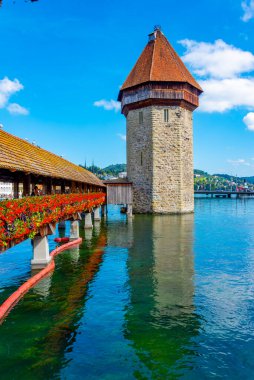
[119, 28, 202, 98]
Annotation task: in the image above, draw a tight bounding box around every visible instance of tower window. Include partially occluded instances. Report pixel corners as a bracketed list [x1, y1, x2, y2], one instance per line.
[140, 151, 143, 166]
[164, 109, 169, 123]
[139, 111, 143, 124]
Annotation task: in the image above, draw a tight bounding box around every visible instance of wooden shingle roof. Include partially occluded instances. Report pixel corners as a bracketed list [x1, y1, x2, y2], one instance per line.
[119, 29, 202, 94]
[0, 129, 104, 187]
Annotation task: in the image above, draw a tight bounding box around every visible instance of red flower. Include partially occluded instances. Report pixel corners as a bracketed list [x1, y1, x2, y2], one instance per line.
[0, 193, 106, 249]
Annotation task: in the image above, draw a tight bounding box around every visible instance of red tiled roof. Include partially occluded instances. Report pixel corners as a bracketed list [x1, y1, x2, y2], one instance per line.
[120, 30, 202, 92]
[0, 129, 104, 187]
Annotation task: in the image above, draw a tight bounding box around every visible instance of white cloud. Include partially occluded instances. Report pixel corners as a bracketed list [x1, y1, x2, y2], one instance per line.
[242, 0, 254, 22]
[227, 158, 250, 166]
[7, 103, 29, 115]
[94, 99, 121, 112]
[0, 93, 7, 109]
[0, 77, 23, 108]
[179, 39, 254, 128]
[179, 39, 254, 79]
[0, 77, 23, 96]
[0, 77, 28, 116]
[117, 133, 126, 141]
[199, 78, 254, 112]
[243, 112, 254, 130]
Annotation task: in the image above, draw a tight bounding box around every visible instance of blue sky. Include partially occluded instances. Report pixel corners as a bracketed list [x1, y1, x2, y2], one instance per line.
[0, 0, 254, 176]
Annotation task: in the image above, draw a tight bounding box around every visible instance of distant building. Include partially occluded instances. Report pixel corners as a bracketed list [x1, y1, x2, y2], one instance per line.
[104, 175, 118, 181]
[118, 172, 127, 179]
[0, 182, 13, 197]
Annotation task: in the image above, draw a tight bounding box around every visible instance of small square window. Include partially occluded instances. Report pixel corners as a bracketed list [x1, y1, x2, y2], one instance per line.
[139, 111, 143, 124]
[164, 109, 169, 123]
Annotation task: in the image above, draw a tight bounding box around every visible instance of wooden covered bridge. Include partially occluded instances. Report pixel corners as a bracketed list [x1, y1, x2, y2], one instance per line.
[0, 129, 104, 196]
[0, 129, 106, 268]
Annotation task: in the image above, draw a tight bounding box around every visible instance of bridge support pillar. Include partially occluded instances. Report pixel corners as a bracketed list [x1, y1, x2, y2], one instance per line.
[31, 236, 52, 269]
[127, 204, 133, 217]
[70, 220, 79, 240]
[94, 207, 101, 221]
[84, 212, 93, 229]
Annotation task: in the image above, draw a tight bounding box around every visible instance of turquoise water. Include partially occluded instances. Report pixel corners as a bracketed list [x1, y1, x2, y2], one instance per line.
[0, 199, 254, 379]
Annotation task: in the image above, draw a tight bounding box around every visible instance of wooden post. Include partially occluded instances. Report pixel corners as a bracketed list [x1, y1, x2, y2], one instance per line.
[71, 181, 76, 193]
[52, 183, 56, 194]
[13, 181, 19, 198]
[61, 182, 65, 194]
[44, 178, 52, 195]
[23, 174, 31, 197]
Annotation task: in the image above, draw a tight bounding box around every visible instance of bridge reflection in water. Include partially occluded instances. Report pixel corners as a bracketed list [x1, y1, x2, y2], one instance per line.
[0, 223, 107, 379]
[0, 210, 201, 379]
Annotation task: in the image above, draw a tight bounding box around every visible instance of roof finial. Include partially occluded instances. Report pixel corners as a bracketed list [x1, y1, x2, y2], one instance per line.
[154, 25, 161, 32]
[148, 25, 162, 42]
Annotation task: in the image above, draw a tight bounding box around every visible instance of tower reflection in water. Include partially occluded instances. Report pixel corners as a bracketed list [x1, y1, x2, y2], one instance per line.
[125, 213, 200, 377]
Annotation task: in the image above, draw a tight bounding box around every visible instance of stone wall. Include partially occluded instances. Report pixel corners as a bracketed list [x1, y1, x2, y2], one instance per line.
[127, 107, 153, 213]
[126, 105, 194, 213]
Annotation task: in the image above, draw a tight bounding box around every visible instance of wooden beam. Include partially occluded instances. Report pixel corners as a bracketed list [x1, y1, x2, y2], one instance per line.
[61, 182, 65, 194]
[23, 174, 31, 197]
[71, 181, 76, 193]
[13, 181, 19, 199]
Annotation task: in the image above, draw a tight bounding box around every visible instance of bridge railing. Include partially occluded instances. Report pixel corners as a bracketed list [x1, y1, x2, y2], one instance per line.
[0, 192, 106, 251]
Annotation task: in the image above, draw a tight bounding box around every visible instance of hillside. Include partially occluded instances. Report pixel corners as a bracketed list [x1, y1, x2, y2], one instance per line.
[80, 163, 254, 189]
[103, 164, 126, 175]
[194, 170, 254, 191]
[80, 163, 126, 178]
[214, 174, 254, 184]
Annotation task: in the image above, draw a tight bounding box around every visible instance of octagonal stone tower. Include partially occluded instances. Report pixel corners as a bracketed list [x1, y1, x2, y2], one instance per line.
[118, 27, 203, 214]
